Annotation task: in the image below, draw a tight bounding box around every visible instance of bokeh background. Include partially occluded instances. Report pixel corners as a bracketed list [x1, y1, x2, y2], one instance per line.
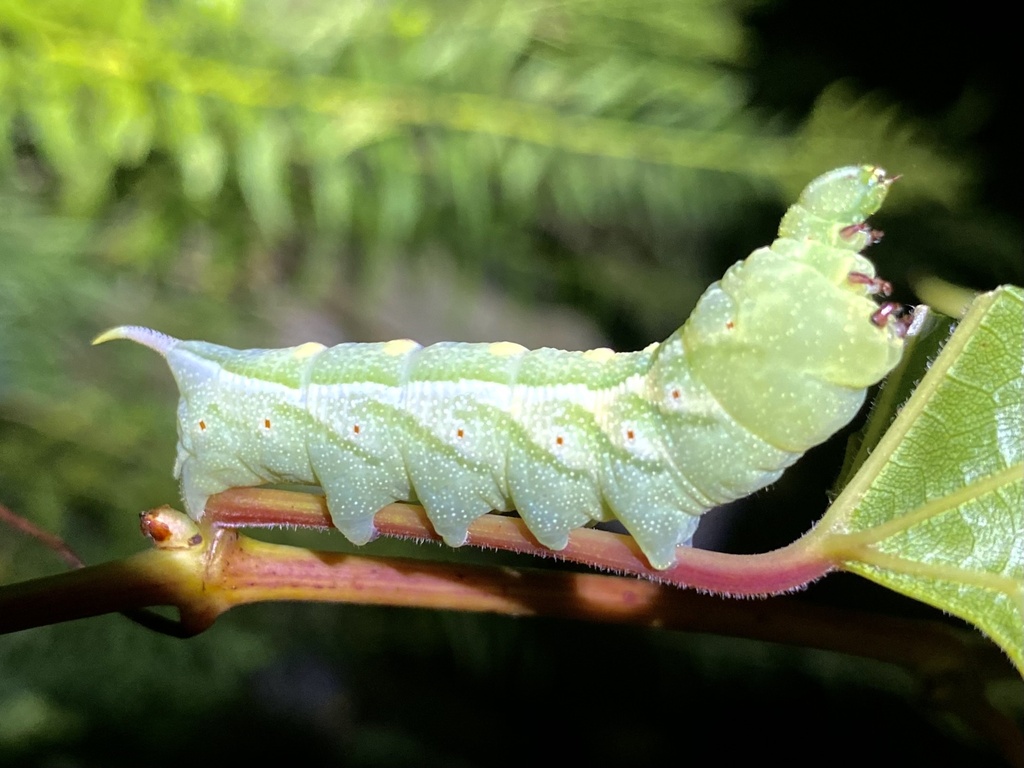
[1, 1, 1020, 765]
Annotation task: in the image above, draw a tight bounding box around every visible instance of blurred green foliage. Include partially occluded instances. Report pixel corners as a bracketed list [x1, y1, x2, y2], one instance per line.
[1, 0, 1020, 764]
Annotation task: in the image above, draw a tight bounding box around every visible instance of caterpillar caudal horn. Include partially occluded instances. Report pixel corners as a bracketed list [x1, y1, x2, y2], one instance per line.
[93, 325, 179, 356]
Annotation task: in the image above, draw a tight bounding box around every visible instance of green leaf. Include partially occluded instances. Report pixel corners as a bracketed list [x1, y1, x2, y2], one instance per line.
[818, 286, 1024, 674]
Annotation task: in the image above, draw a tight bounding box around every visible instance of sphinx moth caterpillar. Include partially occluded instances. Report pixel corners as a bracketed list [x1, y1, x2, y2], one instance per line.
[95, 165, 910, 570]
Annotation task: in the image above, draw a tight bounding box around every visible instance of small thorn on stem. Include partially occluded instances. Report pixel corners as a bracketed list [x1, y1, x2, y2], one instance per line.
[140, 508, 203, 550]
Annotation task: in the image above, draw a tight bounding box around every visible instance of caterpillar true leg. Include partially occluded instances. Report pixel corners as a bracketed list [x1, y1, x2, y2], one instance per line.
[848, 272, 893, 297]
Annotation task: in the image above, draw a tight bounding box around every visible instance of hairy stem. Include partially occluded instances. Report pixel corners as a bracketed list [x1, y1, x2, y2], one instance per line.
[205, 488, 833, 595]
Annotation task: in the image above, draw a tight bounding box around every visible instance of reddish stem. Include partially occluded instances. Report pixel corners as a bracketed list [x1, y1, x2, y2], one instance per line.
[205, 488, 832, 596]
[0, 501, 84, 568]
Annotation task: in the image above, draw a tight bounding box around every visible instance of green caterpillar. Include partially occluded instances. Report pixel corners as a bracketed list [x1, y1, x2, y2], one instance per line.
[96, 166, 910, 570]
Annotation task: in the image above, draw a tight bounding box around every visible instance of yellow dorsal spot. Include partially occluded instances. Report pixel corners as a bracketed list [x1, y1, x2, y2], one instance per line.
[383, 338, 419, 356]
[293, 342, 327, 359]
[488, 341, 528, 357]
[583, 347, 615, 363]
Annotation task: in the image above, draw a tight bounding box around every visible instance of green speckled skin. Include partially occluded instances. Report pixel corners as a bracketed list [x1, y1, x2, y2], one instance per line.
[95, 166, 905, 570]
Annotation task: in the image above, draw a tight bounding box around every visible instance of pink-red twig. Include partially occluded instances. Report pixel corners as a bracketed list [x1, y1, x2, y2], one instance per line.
[205, 488, 833, 596]
[0, 501, 84, 569]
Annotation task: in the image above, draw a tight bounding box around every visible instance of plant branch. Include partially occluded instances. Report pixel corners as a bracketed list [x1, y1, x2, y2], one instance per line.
[0, 503, 992, 670]
[205, 487, 833, 596]
[0, 502, 1013, 699]
[3, 495, 1021, 764]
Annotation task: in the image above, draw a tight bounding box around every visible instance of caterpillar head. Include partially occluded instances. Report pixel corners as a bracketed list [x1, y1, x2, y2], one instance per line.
[677, 165, 907, 452]
[779, 165, 896, 251]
